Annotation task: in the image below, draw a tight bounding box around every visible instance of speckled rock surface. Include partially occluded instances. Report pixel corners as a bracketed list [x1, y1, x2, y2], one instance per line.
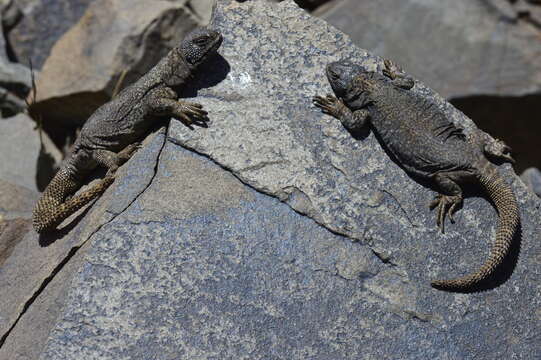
[521, 167, 541, 198]
[0, 129, 165, 359]
[34, 1, 541, 359]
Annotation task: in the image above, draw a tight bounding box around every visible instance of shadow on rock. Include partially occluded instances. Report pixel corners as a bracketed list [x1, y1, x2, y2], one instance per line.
[177, 53, 231, 98]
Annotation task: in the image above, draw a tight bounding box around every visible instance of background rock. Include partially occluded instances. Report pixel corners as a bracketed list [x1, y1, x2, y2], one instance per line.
[0, 1, 30, 97]
[25, 1, 540, 359]
[0, 113, 61, 192]
[188, 0, 215, 24]
[319, 0, 541, 99]
[0, 129, 166, 359]
[0, 179, 37, 220]
[7, 0, 94, 69]
[30, 0, 200, 129]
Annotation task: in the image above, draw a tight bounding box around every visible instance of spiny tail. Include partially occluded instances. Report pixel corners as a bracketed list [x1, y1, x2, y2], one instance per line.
[431, 171, 519, 290]
[32, 168, 114, 233]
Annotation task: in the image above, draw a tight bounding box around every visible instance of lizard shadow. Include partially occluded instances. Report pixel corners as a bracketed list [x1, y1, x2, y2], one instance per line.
[176, 53, 230, 99]
[353, 126, 522, 293]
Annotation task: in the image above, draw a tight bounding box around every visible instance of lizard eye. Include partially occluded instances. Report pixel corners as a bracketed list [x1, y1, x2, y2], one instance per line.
[194, 35, 210, 46]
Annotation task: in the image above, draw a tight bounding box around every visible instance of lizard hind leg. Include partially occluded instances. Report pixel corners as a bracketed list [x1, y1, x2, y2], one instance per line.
[93, 143, 141, 176]
[429, 173, 464, 233]
[382, 59, 415, 90]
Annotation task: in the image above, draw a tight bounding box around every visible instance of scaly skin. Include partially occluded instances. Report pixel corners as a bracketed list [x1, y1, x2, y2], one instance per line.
[32, 27, 223, 233]
[313, 59, 520, 291]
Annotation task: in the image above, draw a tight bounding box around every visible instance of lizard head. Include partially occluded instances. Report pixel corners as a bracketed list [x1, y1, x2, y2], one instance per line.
[326, 60, 388, 109]
[180, 27, 223, 67]
[326, 61, 364, 98]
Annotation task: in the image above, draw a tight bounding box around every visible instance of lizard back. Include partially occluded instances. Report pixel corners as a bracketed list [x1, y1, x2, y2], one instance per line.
[366, 80, 479, 178]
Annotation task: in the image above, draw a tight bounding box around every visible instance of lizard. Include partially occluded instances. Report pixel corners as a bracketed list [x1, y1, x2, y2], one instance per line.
[313, 59, 520, 291]
[32, 27, 223, 233]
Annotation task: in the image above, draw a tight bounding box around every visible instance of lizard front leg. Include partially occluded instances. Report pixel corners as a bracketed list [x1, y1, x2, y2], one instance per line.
[313, 94, 369, 131]
[148, 87, 209, 127]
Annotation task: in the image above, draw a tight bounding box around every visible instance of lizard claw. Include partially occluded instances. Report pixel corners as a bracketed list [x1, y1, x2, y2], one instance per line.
[176, 101, 210, 128]
[429, 194, 462, 233]
[313, 94, 343, 118]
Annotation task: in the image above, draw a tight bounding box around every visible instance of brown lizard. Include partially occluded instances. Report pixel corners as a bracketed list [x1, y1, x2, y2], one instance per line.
[32, 27, 223, 233]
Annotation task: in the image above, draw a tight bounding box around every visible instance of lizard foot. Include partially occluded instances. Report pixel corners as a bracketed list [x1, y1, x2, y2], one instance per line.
[382, 59, 414, 90]
[313, 94, 348, 119]
[429, 194, 462, 233]
[176, 101, 209, 127]
[484, 138, 515, 164]
[382, 59, 403, 80]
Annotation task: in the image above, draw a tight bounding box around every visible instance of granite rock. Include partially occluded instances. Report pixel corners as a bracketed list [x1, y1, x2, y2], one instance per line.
[520, 167, 541, 197]
[30, 1, 541, 359]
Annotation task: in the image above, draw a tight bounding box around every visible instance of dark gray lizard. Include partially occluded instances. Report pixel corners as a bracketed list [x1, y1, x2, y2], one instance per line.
[32, 27, 223, 233]
[313, 59, 519, 291]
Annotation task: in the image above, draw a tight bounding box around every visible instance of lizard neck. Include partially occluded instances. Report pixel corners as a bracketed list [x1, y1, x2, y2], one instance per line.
[141, 48, 194, 89]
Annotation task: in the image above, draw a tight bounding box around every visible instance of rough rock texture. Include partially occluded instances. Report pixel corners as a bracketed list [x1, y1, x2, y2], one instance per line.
[31, 0, 200, 128]
[16, 1, 538, 359]
[0, 113, 62, 192]
[0, 179, 37, 220]
[521, 167, 541, 197]
[7, 0, 93, 68]
[0, 129, 165, 359]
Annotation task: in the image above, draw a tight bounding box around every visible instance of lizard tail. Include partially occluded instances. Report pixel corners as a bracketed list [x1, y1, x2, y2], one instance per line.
[32, 169, 114, 233]
[431, 170, 519, 290]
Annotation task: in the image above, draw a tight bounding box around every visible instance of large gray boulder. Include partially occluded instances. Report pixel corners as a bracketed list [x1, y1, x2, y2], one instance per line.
[0, 1, 539, 359]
